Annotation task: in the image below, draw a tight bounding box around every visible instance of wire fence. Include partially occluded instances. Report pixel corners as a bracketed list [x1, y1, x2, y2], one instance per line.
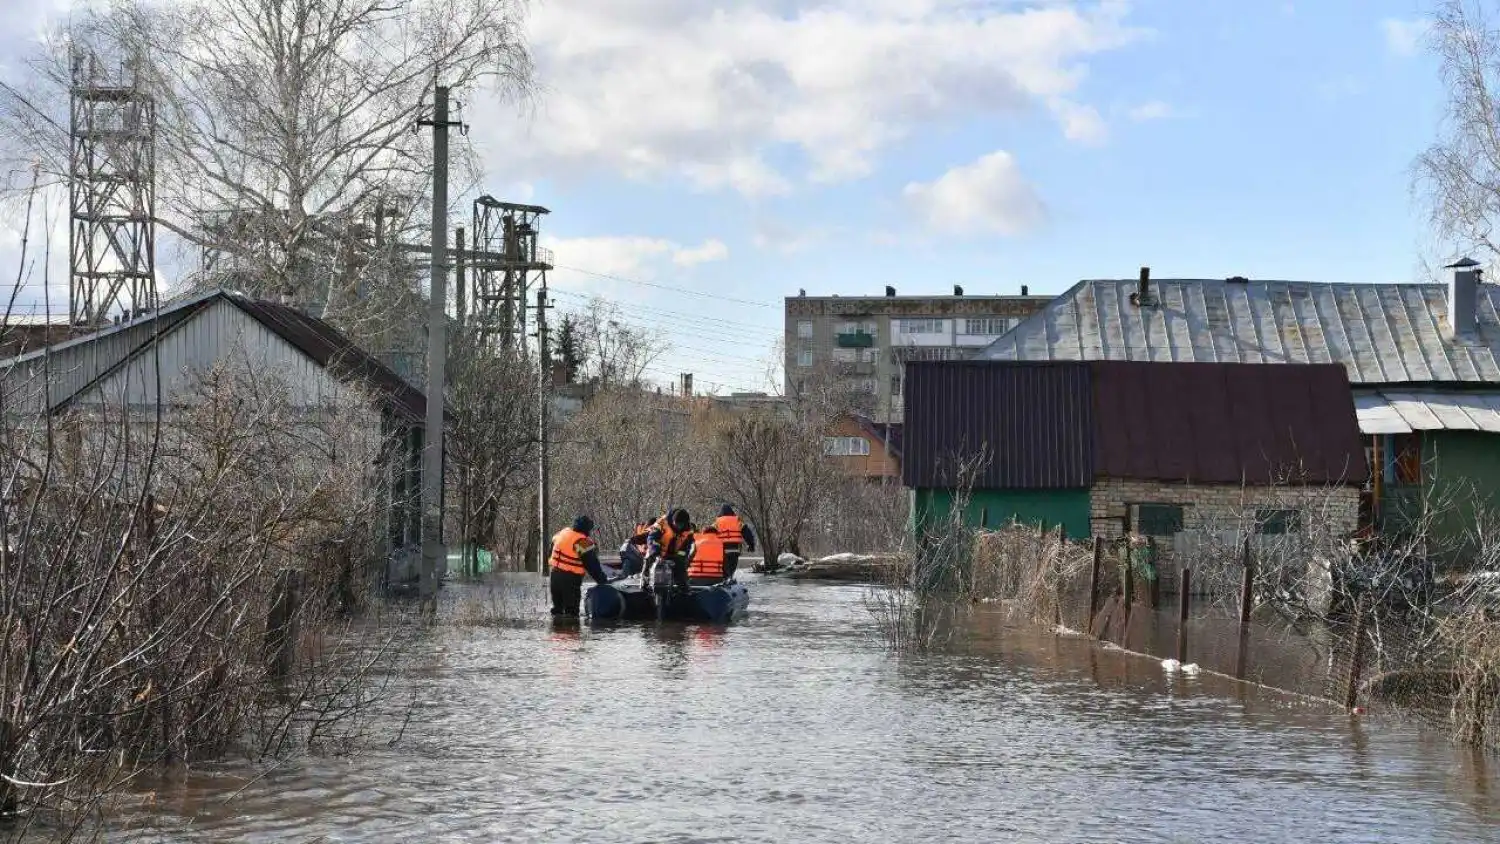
[874, 513, 1500, 751]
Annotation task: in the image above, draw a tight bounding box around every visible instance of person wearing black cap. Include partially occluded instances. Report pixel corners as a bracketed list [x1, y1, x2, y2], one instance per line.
[548, 515, 608, 617]
[714, 503, 756, 580]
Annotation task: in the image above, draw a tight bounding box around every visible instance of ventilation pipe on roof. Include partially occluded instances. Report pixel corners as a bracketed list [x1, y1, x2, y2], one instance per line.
[954, 284, 964, 296]
[885, 285, 896, 297]
[1021, 284, 1029, 296]
[1130, 266, 1155, 307]
[1445, 257, 1483, 340]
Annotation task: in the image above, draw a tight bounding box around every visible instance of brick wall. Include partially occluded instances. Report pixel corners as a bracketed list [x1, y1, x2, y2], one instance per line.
[1089, 478, 1360, 539]
[1088, 478, 1361, 609]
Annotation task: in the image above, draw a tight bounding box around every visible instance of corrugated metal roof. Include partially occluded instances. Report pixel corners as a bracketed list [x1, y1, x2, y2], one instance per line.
[978, 278, 1500, 385]
[226, 295, 428, 422]
[902, 361, 1095, 489]
[1, 290, 429, 424]
[903, 360, 1367, 489]
[1354, 389, 1500, 434]
[1091, 361, 1367, 485]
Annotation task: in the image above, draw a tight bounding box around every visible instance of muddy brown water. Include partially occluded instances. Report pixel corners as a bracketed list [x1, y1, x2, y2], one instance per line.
[111, 574, 1500, 843]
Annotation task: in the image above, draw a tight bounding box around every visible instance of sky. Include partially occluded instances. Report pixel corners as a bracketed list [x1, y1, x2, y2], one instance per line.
[0, 0, 1455, 394]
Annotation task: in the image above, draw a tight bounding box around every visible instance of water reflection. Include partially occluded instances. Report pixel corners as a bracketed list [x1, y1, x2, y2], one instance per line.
[110, 575, 1500, 844]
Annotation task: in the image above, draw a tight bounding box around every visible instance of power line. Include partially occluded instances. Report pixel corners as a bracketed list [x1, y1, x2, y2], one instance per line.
[552, 264, 780, 309]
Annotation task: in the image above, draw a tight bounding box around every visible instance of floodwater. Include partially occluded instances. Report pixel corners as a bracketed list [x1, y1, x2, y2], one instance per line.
[117, 574, 1500, 843]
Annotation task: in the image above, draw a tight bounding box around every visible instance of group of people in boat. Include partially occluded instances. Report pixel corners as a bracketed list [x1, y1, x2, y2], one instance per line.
[547, 504, 758, 617]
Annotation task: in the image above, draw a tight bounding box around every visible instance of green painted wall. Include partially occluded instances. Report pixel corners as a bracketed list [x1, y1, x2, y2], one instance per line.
[911, 487, 1092, 540]
[1382, 430, 1500, 566]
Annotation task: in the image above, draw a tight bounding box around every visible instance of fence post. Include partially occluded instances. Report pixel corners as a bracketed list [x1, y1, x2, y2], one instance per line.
[1144, 537, 1159, 609]
[1121, 542, 1135, 648]
[1344, 595, 1370, 710]
[1177, 567, 1191, 664]
[265, 569, 302, 681]
[1235, 535, 1255, 679]
[1087, 536, 1103, 632]
[979, 507, 989, 529]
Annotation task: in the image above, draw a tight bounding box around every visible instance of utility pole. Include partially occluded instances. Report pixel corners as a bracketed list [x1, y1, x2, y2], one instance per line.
[454, 225, 468, 577]
[536, 283, 552, 576]
[418, 82, 460, 604]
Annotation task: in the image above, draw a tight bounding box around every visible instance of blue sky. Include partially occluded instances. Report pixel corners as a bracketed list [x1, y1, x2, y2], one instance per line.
[2, 1, 1454, 394]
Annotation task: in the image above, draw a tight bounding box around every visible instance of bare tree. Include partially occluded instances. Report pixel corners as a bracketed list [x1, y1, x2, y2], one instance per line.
[710, 403, 834, 563]
[0, 0, 532, 346]
[1418, 0, 1500, 262]
[446, 333, 537, 571]
[566, 296, 670, 389]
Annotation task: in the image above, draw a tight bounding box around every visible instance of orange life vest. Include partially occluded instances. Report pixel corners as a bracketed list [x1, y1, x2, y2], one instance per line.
[688, 531, 726, 581]
[715, 514, 744, 547]
[654, 517, 693, 558]
[549, 527, 592, 576]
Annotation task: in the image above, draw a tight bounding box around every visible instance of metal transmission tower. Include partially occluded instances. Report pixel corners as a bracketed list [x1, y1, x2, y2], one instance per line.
[471, 196, 552, 350]
[69, 48, 157, 326]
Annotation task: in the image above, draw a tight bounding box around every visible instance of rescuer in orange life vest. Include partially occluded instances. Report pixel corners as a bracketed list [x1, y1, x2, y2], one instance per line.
[687, 524, 730, 586]
[647, 508, 696, 593]
[713, 504, 757, 581]
[549, 515, 609, 617]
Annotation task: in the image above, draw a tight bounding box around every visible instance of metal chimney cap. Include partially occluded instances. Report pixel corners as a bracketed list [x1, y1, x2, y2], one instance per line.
[1446, 257, 1482, 269]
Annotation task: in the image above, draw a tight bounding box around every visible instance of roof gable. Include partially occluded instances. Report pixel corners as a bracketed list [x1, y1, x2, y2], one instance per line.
[978, 278, 1500, 385]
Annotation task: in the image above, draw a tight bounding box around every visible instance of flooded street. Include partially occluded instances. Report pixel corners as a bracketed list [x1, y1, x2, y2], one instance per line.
[122, 574, 1500, 843]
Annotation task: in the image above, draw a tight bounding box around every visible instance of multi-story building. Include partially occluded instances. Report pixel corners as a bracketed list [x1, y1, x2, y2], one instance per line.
[784, 284, 1052, 422]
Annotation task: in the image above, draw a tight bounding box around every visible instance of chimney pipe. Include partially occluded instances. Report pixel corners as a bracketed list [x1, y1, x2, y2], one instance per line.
[885, 285, 896, 297]
[1445, 257, 1483, 340]
[954, 284, 964, 296]
[1130, 267, 1154, 307]
[1021, 284, 1029, 296]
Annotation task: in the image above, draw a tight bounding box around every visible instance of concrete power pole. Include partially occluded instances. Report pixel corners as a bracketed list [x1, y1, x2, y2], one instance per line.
[536, 284, 552, 576]
[418, 83, 459, 603]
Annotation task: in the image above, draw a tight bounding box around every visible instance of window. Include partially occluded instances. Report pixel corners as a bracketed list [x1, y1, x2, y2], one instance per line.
[890, 375, 902, 397]
[797, 320, 814, 339]
[893, 346, 963, 363]
[1134, 504, 1184, 536]
[846, 378, 877, 394]
[898, 318, 945, 334]
[796, 349, 814, 368]
[1255, 509, 1302, 536]
[1387, 433, 1422, 486]
[832, 348, 857, 363]
[823, 436, 871, 457]
[962, 317, 1015, 335]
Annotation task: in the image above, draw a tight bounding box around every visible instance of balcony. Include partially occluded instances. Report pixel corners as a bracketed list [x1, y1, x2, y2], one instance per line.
[835, 331, 875, 348]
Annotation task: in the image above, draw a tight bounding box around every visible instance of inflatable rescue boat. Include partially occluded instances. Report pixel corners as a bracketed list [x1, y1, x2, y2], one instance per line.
[585, 580, 750, 624]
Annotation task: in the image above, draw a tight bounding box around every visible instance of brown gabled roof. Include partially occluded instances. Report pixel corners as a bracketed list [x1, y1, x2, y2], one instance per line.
[902, 360, 1367, 489]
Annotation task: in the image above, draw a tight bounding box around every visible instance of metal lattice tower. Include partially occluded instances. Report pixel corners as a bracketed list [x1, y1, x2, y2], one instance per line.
[69, 47, 157, 326]
[471, 195, 552, 350]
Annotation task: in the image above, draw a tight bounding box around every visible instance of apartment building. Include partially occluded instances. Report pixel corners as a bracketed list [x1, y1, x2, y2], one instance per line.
[784, 284, 1051, 422]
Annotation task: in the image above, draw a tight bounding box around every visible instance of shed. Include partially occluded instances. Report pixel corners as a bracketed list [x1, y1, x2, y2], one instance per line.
[903, 360, 1366, 543]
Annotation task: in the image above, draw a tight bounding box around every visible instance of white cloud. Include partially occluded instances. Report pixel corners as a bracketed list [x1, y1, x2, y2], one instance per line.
[672, 238, 729, 267]
[1127, 100, 1173, 122]
[903, 150, 1047, 237]
[1382, 18, 1428, 57]
[1050, 98, 1109, 145]
[474, 0, 1146, 195]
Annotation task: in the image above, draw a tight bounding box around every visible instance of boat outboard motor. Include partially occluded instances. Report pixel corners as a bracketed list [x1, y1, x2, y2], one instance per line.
[646, 556, 675, 620]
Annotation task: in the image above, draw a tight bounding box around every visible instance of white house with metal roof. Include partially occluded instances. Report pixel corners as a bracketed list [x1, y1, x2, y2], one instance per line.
[976, 264, 1500, 556]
